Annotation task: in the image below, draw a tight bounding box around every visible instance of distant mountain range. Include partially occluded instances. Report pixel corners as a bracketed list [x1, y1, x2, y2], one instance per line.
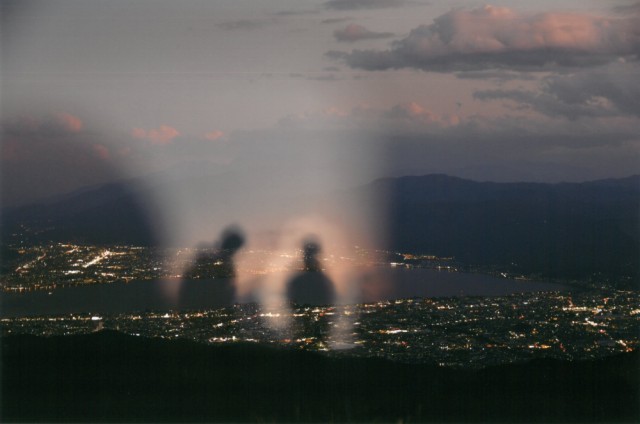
[1, 179, 163, 245]
[2, 173, 638, 285]
[363, 174, 640, 285]
[3, 330, 638, 422]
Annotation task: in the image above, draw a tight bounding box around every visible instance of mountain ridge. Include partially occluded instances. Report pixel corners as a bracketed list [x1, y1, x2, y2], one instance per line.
[2, 173, 638, 285]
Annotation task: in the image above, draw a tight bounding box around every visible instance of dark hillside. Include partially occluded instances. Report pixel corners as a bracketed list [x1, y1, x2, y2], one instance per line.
[3, 331, 638, 422]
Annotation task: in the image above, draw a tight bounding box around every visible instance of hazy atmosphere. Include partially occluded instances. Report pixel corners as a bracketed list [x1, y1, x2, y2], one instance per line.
[2, 3, 639, 422]
[3, 0, 640, 247]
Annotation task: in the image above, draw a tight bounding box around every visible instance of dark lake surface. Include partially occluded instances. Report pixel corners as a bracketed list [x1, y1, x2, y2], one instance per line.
[1, 268, 571, 318]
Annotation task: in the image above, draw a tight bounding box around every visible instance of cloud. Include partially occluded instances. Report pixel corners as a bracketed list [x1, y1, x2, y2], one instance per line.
[613, 2, 640, 14]
[473, 89, 617, 120]
[204, 130, 225, 141]
[56, 112, 83, 132]
[384, 102, 460, 125]
[1, 114, 117, 205]
[132, 125, 180, 145]
[454, 70, 538, 82]
[321, 17, 354, 24]
[474, 63, 640, 119]
[131, 128, 146, 139]
[1, 114, 114, 159]
[324, 0, 407, 10]
[93, 144, 111, 160]
[334, 24, 394, 42]
[275, 10, 319, 16]
[253, 103, 640, 188]
[287, 72, 344, 82]
[217, 19, 270, 31]
[544, 65, 640, 117]
[328, 5, 640, 72]
[310, 74, 341, 81]
[3, 113, 85, 138]
[278, 101, 460, 131]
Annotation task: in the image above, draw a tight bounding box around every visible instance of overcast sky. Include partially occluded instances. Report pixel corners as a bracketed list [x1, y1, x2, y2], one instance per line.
[2, 0, 640, 209]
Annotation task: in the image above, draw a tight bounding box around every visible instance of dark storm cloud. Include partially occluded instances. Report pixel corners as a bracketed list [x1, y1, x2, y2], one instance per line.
[334, 24, 394, 42]
[474, 64, 640, 119]
[324, 0, 407, 11]
[328, 5, 640, 72]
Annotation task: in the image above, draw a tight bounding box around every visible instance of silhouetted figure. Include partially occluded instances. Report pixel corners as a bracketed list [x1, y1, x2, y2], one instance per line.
[286, 240, 336, 306]
[181, 227, 245, 308]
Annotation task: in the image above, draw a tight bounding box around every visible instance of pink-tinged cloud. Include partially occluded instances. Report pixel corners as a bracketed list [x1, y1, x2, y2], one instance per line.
[387, 102, 435, 120]
[131, 128, 147, 139]
[385, 102, 460, 126]
[93, 144, 110, 160]
[1, 115, 122, 206]
[6, 114, 83, 135]
[328, 5, 640, 71]
[56, 113, 83, 132]
[131, 125, 180, 145]
[118, 146, 132, 157]
[204, 130, 224, 141]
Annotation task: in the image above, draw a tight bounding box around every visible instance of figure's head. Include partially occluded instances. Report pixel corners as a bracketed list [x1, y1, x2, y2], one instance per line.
[220, 226, 245, 253]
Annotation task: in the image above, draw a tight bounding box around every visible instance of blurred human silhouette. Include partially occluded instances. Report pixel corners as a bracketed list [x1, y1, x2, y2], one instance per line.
[181, 227, 245, 308]
[286, 240, 336, 306]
